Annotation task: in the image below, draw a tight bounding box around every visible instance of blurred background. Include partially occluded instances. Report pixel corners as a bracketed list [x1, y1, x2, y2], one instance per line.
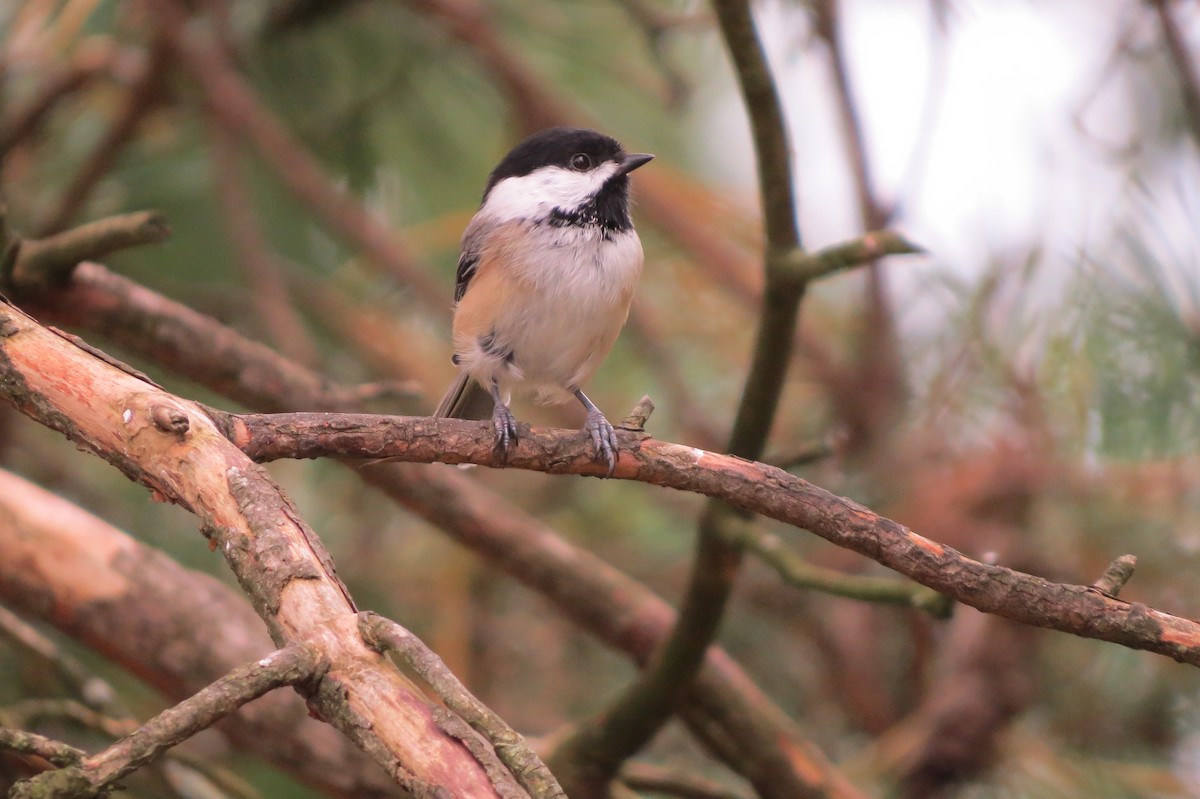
[3, 0, 1200, 797]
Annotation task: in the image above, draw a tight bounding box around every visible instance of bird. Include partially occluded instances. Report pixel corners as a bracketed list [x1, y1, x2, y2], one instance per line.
[434, 126, 653, 476]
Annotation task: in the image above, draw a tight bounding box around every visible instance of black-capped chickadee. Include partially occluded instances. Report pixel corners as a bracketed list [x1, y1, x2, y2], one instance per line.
[434, 127, 653, 475]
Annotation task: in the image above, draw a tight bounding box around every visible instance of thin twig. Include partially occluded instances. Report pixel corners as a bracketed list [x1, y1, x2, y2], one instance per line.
[0, 727, 85, 768]
[153, 3, 445, 310]
[13, 211, 170, 288]
[724, 520, 952, 617]
[12, 644, 320, 797]
[36, 42, 170, 236]
[206, 118, 319, 365]
[0, 605, 127, 718]
[360, 612, 566, 799]
[1150, 0, 1200, 147]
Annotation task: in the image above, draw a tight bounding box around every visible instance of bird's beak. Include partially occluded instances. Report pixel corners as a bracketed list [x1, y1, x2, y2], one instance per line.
[616, 153, 654, 176]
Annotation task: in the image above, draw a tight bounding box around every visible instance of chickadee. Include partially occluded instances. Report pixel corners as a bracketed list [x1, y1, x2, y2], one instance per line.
[434, 127, 653, 475]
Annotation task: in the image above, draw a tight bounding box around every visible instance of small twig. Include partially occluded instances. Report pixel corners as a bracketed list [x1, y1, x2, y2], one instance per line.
[12, 644, 320, 798]
[776, 229, 924, 286]
[359, 612, 566, 799]
[0, 727, 85, 768]
[619, 761, 752, 799]
[725, 521, 952, 618]
[765, 434, 838, 471]
[37, 42, 171, 236]
[1149, 0, 1200, 148]
[0, 43, 115, 157]
[1091, 555, 1138, 598]
[0, 605, 127, 717]
[206, 117, 318, 365]
[620, 395, 655, 431]
[11, 211, 171, 289]
[154, 3, 445, 310]
[2, 700, 136, 740]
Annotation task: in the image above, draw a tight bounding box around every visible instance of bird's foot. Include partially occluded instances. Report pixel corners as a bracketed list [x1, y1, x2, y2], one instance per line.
[584, 408, 620, 477]
[491, 402, 519, 464]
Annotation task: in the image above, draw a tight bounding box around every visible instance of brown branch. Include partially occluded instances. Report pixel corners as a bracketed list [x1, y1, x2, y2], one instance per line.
[0, 467, 408, 797]
[152, 3, 445, 311]
[0, 302, 505, 798]
[1, 700, 136, 740]
[11, 211, 170, 289]
[227, 410, 1200, 667]
[1150, 0, 1200, 148]
[0, 42, 115, 157]
[11, 261, 376, 413]
[12, 645, 320, 798]
[36, 42, 171, 236]
[0, 605, 128, 719]
[722, 520, 952, 617]
[0, 728, 84, 769]
[11, 258, 860, 799]
[619, 762, 751, 799]
[205, 119, 319, 365]
[360, 612, 566, 799]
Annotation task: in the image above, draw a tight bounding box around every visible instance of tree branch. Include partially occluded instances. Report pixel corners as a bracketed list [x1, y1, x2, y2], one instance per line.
[0, 300, 506, 797]
[0, 728, 84, 769]
[7, 258, 862, 799]
[225, 410, 1200, 667]
[360, 612, 565, 799]
[11, 645, 321, 799]
[1149, 0, 1200, 148]
[11, 211, 170, 289]
[152, 2, 445, 311]
[0, 467, 411, 798]
[722, 520, 951, 617]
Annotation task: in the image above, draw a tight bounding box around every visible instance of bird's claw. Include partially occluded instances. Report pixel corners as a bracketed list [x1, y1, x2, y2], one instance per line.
[585, 409, 619, 477]
[492, 403, 518, 463]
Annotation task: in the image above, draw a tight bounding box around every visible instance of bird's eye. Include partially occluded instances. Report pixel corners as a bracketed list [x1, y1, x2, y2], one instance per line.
[570, 153, 592, 171]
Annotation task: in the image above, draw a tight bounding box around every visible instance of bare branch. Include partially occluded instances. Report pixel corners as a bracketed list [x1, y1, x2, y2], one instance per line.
[0, 467, 408, 798]
[1149, 0, 1200, 147]
[0, 606, 128, 718]
[12, 645, 320, 798]
[0, 728, 84, 768]
[0, 301, 509, 797]
[11, 211, 170, 288]
[228, 410, 1200, 668]
[10, 257, 861, 799]
[360, 612, 565, 799]
[722, 520, 952, 617]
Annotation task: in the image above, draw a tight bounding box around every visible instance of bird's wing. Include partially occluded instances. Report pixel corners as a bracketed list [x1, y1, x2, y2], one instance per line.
[454, 215, 494, 303]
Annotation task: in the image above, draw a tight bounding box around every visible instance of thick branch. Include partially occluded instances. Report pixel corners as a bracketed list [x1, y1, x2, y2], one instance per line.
[0, 301, 504, 797]
[228, 410, 1200, 667]
[0, 467, 410, 798]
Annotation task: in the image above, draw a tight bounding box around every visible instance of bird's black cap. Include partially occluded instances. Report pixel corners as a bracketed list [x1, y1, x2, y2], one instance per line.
[484, 127, 626, 198]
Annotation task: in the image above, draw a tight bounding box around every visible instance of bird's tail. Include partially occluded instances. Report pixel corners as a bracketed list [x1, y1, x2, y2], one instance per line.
[434, 373, 495, 420]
